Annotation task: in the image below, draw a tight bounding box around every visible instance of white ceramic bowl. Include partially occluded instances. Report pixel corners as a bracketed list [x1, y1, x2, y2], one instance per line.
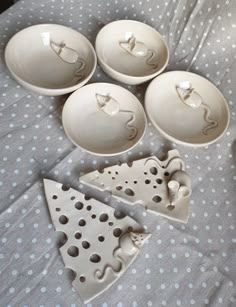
[145, 71, 230, 147]
[95, 20, 169, 85]
[5, 24, 97, 96]
[62, 83, 147, 155]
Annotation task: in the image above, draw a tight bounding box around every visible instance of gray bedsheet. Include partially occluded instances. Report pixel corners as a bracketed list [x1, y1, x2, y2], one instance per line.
[0, 0, 235, 306]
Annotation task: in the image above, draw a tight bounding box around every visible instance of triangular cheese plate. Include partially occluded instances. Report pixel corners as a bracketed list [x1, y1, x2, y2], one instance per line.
[80, 150, 191, 223]
[43, 179, 151, 303]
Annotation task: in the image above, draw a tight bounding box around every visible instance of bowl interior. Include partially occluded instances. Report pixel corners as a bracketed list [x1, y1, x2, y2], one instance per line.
[5, 24, 96, 89]
[96, 20, 168, 78]
[145, 71, 229, 146]
[62, 83, 146, 155]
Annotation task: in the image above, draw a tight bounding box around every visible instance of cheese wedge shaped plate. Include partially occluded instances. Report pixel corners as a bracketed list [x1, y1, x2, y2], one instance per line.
[43, 179, 151, 303]
[80, 150, 191, 223]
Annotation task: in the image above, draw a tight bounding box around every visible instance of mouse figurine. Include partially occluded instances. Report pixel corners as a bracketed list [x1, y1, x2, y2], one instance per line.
[176, 81, 202, 108]
[96, 93, 120, 116]
[50, 41, 79, 64]
[119, 36, 158, 69]
[176, 81, 218, 135]
[96, 93, 138, 140]
[94, 231, 151, 281]
[50, 41, 86, 80]
[115, 232, 151, 256]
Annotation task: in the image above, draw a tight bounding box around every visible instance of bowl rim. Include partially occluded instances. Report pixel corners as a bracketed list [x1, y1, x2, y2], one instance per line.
[62, 82, 147, 156]
[144, 70, 230, 147]
[95, 19, 169, 80]
[4, 23, 97, 94]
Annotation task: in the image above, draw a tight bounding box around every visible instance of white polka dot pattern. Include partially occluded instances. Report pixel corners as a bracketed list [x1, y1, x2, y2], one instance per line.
[0, 0, 236, 306]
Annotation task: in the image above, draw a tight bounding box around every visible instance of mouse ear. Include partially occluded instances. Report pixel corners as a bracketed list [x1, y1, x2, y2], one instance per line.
[129, 36, 136, 50]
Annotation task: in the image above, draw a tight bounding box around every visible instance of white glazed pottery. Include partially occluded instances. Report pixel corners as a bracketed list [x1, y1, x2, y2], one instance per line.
[62, 83, 147, 155]
[43, 179, 150, 303]
[145, 71, 230, 147]
[80, 149, 191, 223]
[95, 20, 169, 85]
[5, 24, 97, 96]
